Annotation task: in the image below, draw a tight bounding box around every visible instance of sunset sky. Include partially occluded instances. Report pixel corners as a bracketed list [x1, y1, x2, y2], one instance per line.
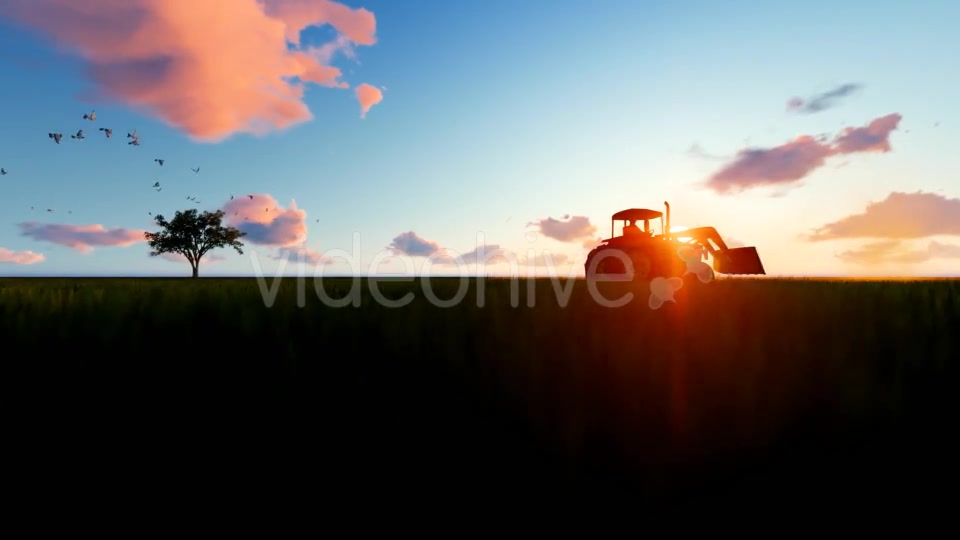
[1, 0, 958, 277]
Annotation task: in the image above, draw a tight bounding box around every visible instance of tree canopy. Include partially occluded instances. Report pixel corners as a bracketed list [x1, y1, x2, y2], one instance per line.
[145, 208, 246, 277]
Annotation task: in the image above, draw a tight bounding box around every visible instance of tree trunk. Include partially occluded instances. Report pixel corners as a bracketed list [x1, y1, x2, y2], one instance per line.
[192, 263, 199, 278]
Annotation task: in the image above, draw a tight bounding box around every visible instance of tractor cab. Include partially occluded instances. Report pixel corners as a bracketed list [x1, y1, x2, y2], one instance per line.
[608, 208, 665, 241]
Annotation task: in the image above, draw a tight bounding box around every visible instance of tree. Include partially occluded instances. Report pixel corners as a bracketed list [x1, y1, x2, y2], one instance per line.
[145, 209, 246, 278]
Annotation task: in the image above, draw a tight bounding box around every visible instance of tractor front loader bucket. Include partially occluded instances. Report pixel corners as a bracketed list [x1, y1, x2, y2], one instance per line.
[713, 246, 766, 275]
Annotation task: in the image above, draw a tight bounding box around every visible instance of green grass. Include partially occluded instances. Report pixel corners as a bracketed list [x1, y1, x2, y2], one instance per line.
[3, 276, 957, 506]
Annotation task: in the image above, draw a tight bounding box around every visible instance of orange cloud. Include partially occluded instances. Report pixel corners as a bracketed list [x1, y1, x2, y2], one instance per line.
[527, 215, 597, 243]
[356, 83, 383, 119]
[0, 0, 378, 142]
[0, 247, 45, 265]
[261, 0, 376, 46]
[221, 194, 307, 246]
[808, 191, 960, 241]
[18, 222, 145, 253]
[705, 113, 901, 194]
[836, 240, 960, 265]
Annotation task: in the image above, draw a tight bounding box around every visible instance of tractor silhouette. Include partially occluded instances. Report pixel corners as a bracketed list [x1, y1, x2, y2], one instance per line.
[584, 202, 766, 281]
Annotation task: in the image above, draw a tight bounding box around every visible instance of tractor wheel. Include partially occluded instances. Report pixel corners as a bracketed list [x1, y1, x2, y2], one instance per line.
[630, 252, 652, 281]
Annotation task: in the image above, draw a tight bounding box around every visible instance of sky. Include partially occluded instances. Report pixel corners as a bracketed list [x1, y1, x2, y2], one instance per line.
[0, 0, 958, 278]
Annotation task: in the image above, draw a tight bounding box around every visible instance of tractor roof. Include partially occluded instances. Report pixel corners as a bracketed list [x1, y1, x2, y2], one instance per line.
[611, 208, 662, 222]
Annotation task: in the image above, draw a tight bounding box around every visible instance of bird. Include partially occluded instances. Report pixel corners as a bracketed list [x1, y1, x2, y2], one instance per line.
[99, 127, 112, 138]
[46, 208, 53, 213]
[127, 129, 137, 139]
[248, 195, 254, 199]
[1, 168, 6, 175]
[128, 138, 140, 146]
[230, 194, 234, 200]
[49, 132, 63, 144]
[83, 110, 96, 121]
[152, 181, 162, 191]
[316, 219, 319, 223]
[71, 129, 84, 140]
[192, 167, 200, 173]
[154, 159, 164, 166]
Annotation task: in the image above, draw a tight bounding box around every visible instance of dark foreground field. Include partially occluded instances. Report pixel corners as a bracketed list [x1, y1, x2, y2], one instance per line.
[2, 276, 957, 510]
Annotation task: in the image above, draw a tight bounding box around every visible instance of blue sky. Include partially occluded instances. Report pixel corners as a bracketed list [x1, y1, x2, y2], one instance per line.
[1, 0, 958, 277]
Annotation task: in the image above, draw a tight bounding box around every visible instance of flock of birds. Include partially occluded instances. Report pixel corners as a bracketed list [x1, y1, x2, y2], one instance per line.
[4, 109, 327, 224]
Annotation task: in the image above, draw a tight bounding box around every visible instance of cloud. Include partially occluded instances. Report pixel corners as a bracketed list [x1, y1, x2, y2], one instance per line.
[0, 0, 378, 142]
[0, 247, 44, 265]
[356, 83, 383, 119]
[705, 113, 901, 194]
[808, 191, 960, 241]
[706, 136, 835, 194]
[836, 240, 960, 265]
[158, 252, 226, 264]
[832, 114, 902, 154]
[18, 222, 145, 253]
[528, 215, 597, 242]
[272, 244, 334, 265]
[388, 231, 442, 257]
[221, 194, 307, 246]
[787, 83, 863, 114]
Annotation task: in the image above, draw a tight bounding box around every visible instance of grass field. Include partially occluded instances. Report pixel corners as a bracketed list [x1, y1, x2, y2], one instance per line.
[3, 276, 957, 508]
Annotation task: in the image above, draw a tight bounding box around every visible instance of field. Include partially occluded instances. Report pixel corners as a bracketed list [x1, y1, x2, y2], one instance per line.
[3, 276, 957, 509]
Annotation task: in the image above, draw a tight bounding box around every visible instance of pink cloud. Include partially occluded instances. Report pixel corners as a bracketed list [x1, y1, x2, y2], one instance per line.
[18, 222, 145, 253]
[356, 83, 383, 119]
[527, 215, 597, 242]
[158, 252, 226, 264]
[705, 113, 902, 195]
[273, 244, 334, 265]
[0, 247, 45, 265]
[832, 113, 902, 154]
[388, 231, 442, 257]
[706, 135, 835, 194]
[0, 0, 378, 142]
[221, 194, 307, 246]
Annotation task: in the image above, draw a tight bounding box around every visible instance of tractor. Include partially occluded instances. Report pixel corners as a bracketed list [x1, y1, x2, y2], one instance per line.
[584, 202, 766, 281]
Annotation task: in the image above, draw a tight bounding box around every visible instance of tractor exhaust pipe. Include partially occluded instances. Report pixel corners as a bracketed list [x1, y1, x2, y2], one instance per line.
[664, 201, 670, 239]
